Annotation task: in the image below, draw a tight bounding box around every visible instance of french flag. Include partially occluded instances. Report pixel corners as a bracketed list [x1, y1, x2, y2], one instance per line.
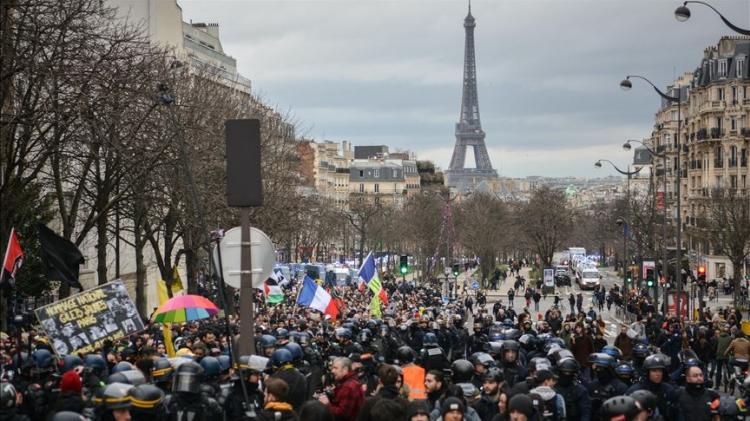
[296, 275, 339, 319]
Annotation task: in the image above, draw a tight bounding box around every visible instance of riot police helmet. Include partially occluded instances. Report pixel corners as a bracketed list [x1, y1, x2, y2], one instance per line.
[0, 382, 17, 409]
[601, 345, 623, 361]
[557, 358, 580, 375]
[270, 348, 294, 368]
[423, 332, 438, 347]
[284, 343, 304, 361]
[31, 349, 54, 372]
[451, 359, 474, 383]
[217, 355, 231, 373]
[275, 328, 290, 340]
[112, 361, 134, 374]
[259, 334, 277, 349]
[335, 327, 352, 340]
[152, 357, 174, 383]
[238, 355, 270, 376]
[358, 328, 372, 344]
[600, 396, 640, 421]
[471, 352, 495, 367]
[128, 384, 165, 415]
[83, 354, 108, 377]
[397, 346, 415, 364]
[107, 369, 146, 386]
[94, 382, 133, 410]
[60, 355, 83, 374]
[529, 357, 552, 373]
[642, 353, 670, 371]
[483, 367, 504, 383]
[503, 328, 522, 341]
[614, 362, 636, 380]
[629, 389, 658, 413]
[632, 342, 650, 359]
[52, 412, 89, 421]
[172, 361, 203, 394]
[199, 356, 221, 377]
[589, 352, 617, 368]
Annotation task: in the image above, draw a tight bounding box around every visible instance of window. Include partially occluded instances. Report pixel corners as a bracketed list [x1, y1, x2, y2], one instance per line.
[731, 175, 737, 188]
[392, 169, 398, 178]
[732, 118, 737, 131]
[739, 57, 746, 78]
[732, 86, 738, 104]
[719, 59, 728, 77]
[718, 88, 724, 101]
[359, 183, 364, 193]
[743, 175, 747, 188]
[374, 184, 379, 193]
[671, 111, 678, 121]
[359, 170, 364, 178]
[373, 169, 379, 178]
[716, 176, 723, 187]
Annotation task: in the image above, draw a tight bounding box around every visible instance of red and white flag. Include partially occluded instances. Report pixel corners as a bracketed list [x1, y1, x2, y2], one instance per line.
[1, 228, 24, 288]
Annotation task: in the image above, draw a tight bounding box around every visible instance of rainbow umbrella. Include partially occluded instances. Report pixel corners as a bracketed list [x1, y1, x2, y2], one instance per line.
[152, 294, 219, 323]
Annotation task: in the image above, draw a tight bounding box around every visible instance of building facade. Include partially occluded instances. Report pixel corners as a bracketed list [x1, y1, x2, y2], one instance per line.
[646, 36, 750, 281]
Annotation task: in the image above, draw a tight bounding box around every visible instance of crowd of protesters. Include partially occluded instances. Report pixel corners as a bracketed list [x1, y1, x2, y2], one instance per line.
[1, 264, 750, 421]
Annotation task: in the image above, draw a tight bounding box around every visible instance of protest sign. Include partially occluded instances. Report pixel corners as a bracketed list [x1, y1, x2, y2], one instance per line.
[35, 280, 143, 356]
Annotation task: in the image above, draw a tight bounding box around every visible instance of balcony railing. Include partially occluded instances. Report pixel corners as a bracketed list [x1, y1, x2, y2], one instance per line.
[729, 159, 738, 168]
[711, 128, 725, 139]
[715, 159, 724, 168]
[697, 129, 708, 140]
[742, 158, 747, 167]
[742, 128, 750, 138]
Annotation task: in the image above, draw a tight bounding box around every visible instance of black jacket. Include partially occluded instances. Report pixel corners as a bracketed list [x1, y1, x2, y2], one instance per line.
[272, 367, 308, 412]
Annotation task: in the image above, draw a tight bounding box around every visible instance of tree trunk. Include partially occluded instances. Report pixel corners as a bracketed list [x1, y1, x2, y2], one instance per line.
[733, 258, 744, 303]
[96, 209, 109, 285]
[134, 231, 147, 317]
[358, 229, 366, 268]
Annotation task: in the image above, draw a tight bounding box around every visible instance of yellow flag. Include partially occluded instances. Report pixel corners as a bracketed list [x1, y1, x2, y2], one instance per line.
[370, 294, 382, 318]
[172, 266, 184, 292]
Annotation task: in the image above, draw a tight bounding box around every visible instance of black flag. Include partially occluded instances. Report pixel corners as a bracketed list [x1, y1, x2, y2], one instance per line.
[36, 224, 84, 290]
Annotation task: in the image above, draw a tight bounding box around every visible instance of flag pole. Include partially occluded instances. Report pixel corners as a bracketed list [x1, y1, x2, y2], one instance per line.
[291, 283, 303, 317]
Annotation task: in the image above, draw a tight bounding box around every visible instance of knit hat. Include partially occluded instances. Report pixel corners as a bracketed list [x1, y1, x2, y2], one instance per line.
[441, 397, 465, 416]
[60, 370, 82, 394]
[509, 394, 535, 417]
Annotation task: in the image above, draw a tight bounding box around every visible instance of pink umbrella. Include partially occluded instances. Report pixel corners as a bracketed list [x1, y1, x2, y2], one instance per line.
[152, 294, 219, 323]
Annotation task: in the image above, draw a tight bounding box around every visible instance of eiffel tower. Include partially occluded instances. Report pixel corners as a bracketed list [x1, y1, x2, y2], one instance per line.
[444, 2, 498, 193]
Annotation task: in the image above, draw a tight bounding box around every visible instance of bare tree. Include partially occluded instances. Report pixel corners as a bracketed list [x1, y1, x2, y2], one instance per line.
[455, 192, 508, 287]
[520, 186, 573, 268]
[705, 187, 750, 300]
[344, 194, 383, 267]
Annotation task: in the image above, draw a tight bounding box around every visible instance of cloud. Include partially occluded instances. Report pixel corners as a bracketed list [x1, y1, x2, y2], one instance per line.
[177, 0, 750, 176]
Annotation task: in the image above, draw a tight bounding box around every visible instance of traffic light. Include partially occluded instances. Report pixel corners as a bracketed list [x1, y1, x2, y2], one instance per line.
[625, 271, 633, 284]
[452, 263, 460, 277]
[697, 266, 706, 284]
[399, 255, 408, 275]
[645, 268, 655, 288]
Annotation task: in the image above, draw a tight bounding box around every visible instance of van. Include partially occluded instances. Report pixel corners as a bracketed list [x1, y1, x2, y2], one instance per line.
[577, 268, 601, 290]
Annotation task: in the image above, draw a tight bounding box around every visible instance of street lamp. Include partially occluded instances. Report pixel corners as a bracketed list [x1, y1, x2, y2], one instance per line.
[674, 1, 750, 35]
[624, 139, 668, 310]
[595, 159, 642, 292]
[621, 74, 685, 320]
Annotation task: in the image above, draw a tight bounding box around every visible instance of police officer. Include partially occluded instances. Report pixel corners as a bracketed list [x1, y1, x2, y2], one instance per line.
[554, 358, 591, 421]
[225, 355, 268, 420]
[93, 382, 134, 421]
[420, 332, 448, 372]
[626, 354, 678, 420]
[587, 353, 627, 420]
[0, 383, 30, 421]
[269, 348, 307, 412]
[164, 361, 223, 421]
[499, 341, 527, 388]
[128, 384, 166, 421]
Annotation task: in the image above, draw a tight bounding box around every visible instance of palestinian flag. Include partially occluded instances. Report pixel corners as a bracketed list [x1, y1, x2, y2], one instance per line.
[264, 278, 284, 304]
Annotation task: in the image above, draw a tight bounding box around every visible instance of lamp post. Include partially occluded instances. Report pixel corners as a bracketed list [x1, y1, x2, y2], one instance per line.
[624, 139, 667, 311]
[621, 74, 684, 320]
[595, 160, 642, 293]
[674, 1, 750, 36]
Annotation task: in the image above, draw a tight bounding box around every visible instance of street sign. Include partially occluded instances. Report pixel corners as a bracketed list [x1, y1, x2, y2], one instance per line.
[471, 281, 479, 290]
[543, 268, 554, 287]
[213, 226, 275, 289]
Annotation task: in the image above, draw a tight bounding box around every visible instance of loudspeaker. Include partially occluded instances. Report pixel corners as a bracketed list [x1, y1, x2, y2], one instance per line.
[226, 119, 262, 207]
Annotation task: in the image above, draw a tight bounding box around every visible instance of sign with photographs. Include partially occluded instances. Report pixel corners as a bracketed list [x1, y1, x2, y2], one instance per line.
[35, 280, 144, 356]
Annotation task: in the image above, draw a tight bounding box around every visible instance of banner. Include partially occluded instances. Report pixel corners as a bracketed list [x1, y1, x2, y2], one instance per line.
[35, 280, 144, 356]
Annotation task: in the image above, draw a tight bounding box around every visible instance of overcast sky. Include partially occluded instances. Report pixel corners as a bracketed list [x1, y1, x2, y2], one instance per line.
[179, 0, 750, 177]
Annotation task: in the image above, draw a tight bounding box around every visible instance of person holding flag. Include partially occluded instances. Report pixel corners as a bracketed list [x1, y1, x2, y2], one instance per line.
[357, 252, 388, 317]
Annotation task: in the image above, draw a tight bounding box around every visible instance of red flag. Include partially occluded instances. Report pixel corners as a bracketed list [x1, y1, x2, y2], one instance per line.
[1, 228, 23, 288]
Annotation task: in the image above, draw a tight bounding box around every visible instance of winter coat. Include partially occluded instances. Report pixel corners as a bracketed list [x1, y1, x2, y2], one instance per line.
[329, 371, 365, 421]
